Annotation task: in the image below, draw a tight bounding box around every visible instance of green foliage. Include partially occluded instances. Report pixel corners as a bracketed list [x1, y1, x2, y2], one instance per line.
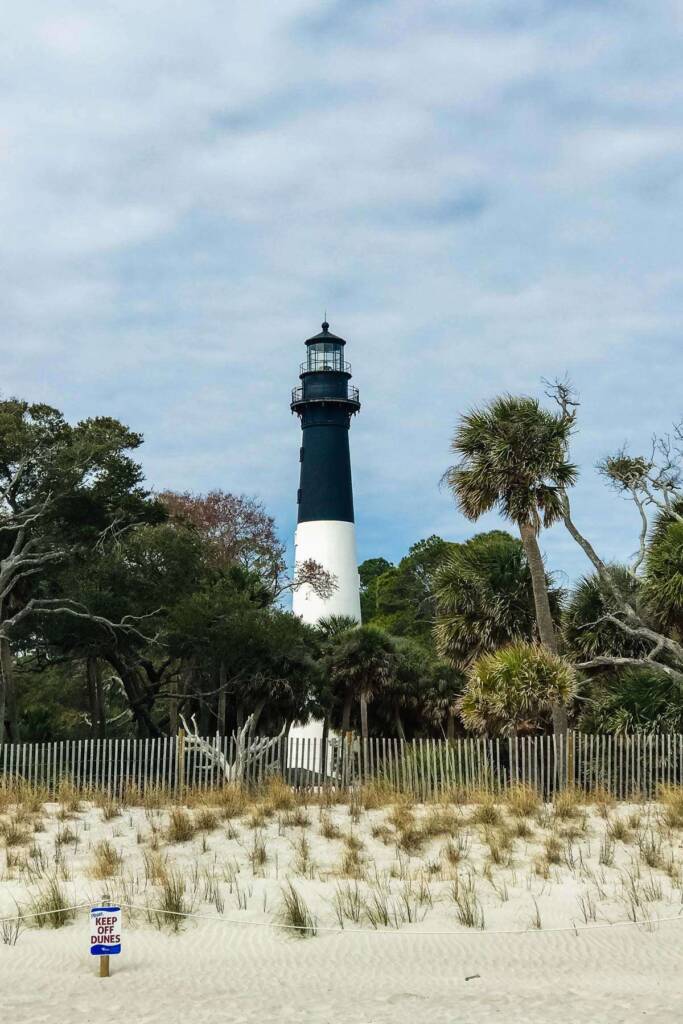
[563, 566, 649, 661]
[445, 395, 577, 529]
[580, 668, 683, 734]
[434, 531, 560, 668]
[360, 536, 451, 641]
[359, 558, 393, 621]
[460, 641, 578, 735]
[14, 662, 96, 740]
[643, 502, 683, 637]
[326, 624, 397, 731]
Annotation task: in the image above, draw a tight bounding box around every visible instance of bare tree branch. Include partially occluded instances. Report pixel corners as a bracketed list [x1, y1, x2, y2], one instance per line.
[576, 656, 683, 684]
[0, 599, 163, 644]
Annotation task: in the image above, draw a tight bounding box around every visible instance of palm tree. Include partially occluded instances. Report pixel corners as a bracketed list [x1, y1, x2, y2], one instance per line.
[383, 636, 425, 740]
[643, 501, 683, 638]
[579, 667, 683, 734]
[563, 565, 649, 662]
[445, 396, 577, 733]
[459, 641, 578, 736]
[327, 624, 397, 740]
[418, 657, 466, 740]
[433, 530, 561, 669]
[316, 614, 359, 644]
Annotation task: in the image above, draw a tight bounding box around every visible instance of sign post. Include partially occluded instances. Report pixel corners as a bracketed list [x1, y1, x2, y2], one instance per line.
[90, 899, 122, 977]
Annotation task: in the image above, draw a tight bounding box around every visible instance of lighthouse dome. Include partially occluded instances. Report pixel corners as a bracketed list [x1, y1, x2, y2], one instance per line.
[305, 321, 346, 345]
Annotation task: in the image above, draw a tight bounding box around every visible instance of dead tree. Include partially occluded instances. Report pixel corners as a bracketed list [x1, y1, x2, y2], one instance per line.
[178, 713, 286, 783]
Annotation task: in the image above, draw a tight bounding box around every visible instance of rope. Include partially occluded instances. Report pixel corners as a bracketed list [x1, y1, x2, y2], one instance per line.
[115, 902, 683, 935]
[0, 902, 91, 924]
[2, 898, 682, 936]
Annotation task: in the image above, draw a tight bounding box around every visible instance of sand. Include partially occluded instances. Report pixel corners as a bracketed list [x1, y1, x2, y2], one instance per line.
[2, 792, 682, 1022]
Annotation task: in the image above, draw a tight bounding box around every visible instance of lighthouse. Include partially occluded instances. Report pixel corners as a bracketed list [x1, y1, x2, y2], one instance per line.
[291, 321, 362, 624]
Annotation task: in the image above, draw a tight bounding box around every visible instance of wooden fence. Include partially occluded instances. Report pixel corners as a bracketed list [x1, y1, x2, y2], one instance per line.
[1, 732, 683, 800]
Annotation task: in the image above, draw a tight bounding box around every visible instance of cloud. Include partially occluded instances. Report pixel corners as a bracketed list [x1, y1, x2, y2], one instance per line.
[1, 1, 682, 583]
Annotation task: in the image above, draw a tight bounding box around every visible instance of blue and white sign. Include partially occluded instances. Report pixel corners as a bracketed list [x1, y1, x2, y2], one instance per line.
[90, 905, 122, 956]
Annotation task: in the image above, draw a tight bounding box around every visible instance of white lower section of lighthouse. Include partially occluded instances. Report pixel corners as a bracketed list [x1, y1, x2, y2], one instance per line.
[292, 520, 361, 624]
[290, 519, 361, 758]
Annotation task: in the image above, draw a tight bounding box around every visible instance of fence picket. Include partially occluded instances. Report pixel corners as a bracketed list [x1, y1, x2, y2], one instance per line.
[2, 732, 683, 801]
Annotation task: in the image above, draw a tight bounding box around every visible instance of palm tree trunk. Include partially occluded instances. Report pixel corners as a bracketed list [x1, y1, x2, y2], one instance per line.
[321, 715, 330, 780]
[519, 522, 568, 735]
[341, 690, 353, 733]
[393, 701, 406, 741]
[360, 694, 369, 743]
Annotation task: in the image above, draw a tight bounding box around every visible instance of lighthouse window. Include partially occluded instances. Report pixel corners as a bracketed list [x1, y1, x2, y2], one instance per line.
[308, 342, 342, 372]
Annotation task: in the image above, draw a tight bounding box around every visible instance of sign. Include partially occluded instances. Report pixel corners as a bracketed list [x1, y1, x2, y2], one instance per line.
[90, 905, 122, 956]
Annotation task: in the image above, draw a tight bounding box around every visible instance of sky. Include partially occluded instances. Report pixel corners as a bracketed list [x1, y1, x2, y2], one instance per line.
[2, 1, 682, 593]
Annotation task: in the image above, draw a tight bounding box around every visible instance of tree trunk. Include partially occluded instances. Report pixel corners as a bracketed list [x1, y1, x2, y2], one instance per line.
[393, 701, 406, 741]
[519, 521, 568, 735]
[341, 690, 353, 733]
[0, 632, 18, 743]
[217, 661, 227, 736]
[447, 710, 456, 741]
[360, 694, 369, 743]
[0, 635, 7, 746]
[86, 656, 106, 739]
[104, 654, 160, 738]
[168, 662, 189, 736]
[321, 715, 330, 780]
[250, 699, 266, 733]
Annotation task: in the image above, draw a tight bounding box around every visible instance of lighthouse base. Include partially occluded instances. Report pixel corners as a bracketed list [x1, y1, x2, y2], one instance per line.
[292, 519, 361, 624]
[290, 519, 361, 771]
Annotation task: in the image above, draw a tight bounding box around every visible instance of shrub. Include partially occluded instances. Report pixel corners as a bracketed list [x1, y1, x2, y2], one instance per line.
[421, 807, 460, 839]
[278, 882, 317, 937]
[360, 782, 394, 810]
[484, 826, 513, 866]
[282, 808, 310, 829]
[153, 869, 194, 932]
[371, 823, 395, 845]
[167, 808, 195, 843]
[1, 819, 30, 847]
[28, 876, 76, 929]
[56, 781, 82, 814]
[319, 814, 342, 840]
[553, 788, 582, 821]
[194, 807, 219, 832]
[543, 834, 562, 865]
[460, 642, 577, 734]
[263, 776, 295, 812]
[99, 797, 121, 822]
[470, 796, 501, 826]
[659, 785, 683, 828]
[90, 840, 123, 879]
[450, 871, 484, 929]
[506, 784, 539, 818]
[55, 824, 78, 847]
[442, 833, 470, 867]
[333, 881, 363, 926]
[249, 830, 268, 873]
[607, 817, 632, 843]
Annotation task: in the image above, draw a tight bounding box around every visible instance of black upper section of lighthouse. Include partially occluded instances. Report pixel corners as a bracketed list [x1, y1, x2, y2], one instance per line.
[291, 322, 360, 524]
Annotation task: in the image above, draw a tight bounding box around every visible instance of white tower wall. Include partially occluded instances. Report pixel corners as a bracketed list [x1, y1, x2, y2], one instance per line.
[292, 519, 361, 624]
[290, 519, 361, 755]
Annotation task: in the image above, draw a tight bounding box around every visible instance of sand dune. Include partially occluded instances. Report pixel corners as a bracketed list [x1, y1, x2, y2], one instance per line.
[2, 789, 683, 1022]
[3, 916, 682, 1023]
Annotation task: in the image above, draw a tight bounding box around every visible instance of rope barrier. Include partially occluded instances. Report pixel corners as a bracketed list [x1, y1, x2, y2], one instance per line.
[0, 902, 91, 924]
[2, 898, 682, 936]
